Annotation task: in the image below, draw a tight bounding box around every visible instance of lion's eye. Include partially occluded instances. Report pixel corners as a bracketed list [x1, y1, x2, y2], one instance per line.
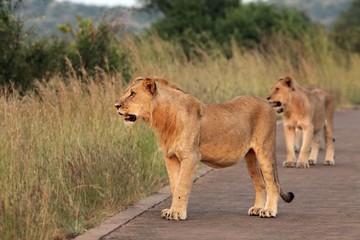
[129, 91, 136, 97]
[275, 87, 280, 91]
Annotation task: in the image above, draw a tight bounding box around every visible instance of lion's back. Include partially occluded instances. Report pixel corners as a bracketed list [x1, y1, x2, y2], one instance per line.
[201, 96, 275, 140]
[230, 96, 276, 123]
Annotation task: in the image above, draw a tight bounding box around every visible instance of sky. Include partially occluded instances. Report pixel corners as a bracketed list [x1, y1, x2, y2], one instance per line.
[56, 0, 258, 8]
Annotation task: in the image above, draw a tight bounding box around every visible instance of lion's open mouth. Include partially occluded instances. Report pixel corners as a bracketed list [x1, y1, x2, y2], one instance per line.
[124, 114, 137, 122]
[270, 101, 282, 108]
[118, 112, 137, 122]
[276, 108, 284, 113]
[268, 101, 283, 113]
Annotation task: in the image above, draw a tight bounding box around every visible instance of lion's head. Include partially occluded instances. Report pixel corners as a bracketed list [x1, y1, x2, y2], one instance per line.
[114, 77, 156, 125]
[267, 76, 296, 113]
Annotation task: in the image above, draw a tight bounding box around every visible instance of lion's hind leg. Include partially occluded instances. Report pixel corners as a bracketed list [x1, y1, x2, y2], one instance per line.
[323, 96, 335, 166]
[323, 124, 335, 166]
[245, 149, 266, 216]
[253, 148, 280, 218]
[294, 128, 302, 153]
[308, 133, 320, 165]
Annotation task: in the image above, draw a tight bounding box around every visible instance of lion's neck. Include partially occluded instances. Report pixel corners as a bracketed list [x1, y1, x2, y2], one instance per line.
[283, 87, 308, 118]
[150, 100, 180, 148]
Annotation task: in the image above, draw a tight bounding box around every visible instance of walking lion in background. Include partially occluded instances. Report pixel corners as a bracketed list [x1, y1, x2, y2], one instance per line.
[267, 76, 335, 168]
[115, 76, 294, 221]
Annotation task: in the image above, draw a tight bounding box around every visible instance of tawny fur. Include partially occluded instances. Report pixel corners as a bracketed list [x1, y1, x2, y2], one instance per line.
[267, 76, 335, 168]
[115, 76, 294, 221]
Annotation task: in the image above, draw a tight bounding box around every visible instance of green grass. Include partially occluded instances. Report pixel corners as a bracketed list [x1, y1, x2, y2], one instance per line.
[1, 34, 360, 239]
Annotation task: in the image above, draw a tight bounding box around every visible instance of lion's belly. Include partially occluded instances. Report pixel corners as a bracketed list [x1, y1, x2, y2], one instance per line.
[199, 142, 249, 168]
[200, 157, 242, 168]
[198, 96, 271, 168]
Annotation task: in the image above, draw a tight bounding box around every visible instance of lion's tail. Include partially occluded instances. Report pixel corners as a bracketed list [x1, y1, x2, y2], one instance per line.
[280, 190, 294, 203]
[272, 159, 295, 203]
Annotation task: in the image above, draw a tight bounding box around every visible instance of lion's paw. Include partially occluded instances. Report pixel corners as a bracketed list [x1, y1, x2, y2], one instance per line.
[259, 208, 277, 218]
[283, 161, 296, 168]
[161, 208, 187, 221]
[308, 159, 317, 165]
[324, 160, 335, 166]
[248, 207, 262, 216]
[296, 161, 309, 168]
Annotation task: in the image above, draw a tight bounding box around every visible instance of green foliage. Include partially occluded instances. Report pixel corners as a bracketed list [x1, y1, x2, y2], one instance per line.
[0, 2, 133, 91]
[0, 0, 30, 90]
[59, 16, 132, 82]
[142, 0, 239, 15]
[145, 0, 314, 56]
[144, 0, 240, 57]
[215, 3, 312, 49]
[25, 38, 67, 81]
[332, 0, 360, 53]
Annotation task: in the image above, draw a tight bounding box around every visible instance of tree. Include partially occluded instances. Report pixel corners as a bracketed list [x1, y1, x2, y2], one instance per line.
[0, 0, 64, 90]
[0, 2, 133, 91]
[332, 0, 360, 53]
[142, 0, 240, 56]
[215, 3, 312, 48]
[59, 16, 132, 82]
[0, 0, 31, 89]
[143, 0, 314, 56]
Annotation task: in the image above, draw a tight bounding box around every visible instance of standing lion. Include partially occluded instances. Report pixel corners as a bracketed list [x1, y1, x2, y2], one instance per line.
[115, 76, 294, 221]
[267, 76, 335, 168]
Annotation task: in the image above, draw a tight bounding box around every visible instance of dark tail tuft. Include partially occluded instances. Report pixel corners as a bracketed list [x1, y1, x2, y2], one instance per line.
[280, 191, 295, 203]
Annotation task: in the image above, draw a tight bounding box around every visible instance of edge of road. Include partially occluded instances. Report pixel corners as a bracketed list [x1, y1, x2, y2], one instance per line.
[74, 166, 213, 240]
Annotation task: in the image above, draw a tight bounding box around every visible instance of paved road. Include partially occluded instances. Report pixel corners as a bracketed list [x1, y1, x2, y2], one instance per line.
[101, 109, 360, 240]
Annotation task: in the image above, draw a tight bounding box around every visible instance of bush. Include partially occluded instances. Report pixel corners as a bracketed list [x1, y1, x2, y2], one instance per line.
[332, 0, 360, 53]
[0, 1, 133, 91]
[145, 0, 314, 57]
[0, 0, 30, 90]
[59, 16, 132, 82]
[25, 38, 67, 81]
[215, 3, 312, 48]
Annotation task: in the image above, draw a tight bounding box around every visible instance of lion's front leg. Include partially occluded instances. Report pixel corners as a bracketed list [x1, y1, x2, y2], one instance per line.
[162, 153, 199, 221]
[283, 125, 297, 168]
[294, 128, 302, 153]
[297, 125, 314, 168]
[164, 156, 181, 197]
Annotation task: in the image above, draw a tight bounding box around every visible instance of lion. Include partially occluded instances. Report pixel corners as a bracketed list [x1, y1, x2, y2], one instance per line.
[115, 76, 294, 221]
[267, 76, 335, 168]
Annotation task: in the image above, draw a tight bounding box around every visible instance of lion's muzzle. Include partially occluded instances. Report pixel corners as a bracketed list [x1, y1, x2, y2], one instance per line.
[267, 99, 283, 114]
[124, 114, 137, 122]
[269, 101, 282, 108]
[114, 102, 137, 123]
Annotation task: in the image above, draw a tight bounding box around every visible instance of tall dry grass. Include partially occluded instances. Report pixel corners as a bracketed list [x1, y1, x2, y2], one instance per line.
[0, 76, 167, 239]
[0, 33, 359, 239]
[128, 34, 360, 105]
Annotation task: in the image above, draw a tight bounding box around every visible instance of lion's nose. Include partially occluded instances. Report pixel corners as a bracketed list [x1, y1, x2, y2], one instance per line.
[114, 103, 121, 110]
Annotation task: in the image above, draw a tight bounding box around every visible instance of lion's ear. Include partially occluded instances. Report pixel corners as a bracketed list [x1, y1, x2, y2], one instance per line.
[143, 78, 157, 95]
[284, 76, 293, 88]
